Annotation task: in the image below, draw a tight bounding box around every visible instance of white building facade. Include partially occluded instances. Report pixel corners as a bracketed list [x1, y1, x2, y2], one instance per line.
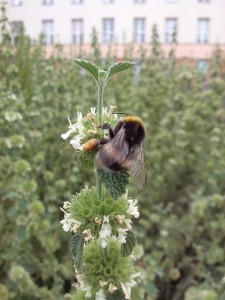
[5, 0, 225, 59]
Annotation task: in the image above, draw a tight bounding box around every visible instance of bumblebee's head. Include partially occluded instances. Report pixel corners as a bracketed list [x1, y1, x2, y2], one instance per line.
[122, 115, 145, 129]
[121, 115, 145, 145]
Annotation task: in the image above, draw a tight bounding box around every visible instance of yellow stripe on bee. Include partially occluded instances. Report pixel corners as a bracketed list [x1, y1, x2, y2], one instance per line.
[122, 115, 144, 127]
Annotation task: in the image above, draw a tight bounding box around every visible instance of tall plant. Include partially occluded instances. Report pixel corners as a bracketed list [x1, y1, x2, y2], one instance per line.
[60, 59, 142, 300]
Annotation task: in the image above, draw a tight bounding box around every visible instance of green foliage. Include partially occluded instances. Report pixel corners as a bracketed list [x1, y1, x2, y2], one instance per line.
[1, 16, 225, 299]
[70, 233, 85, 272]
[83, 239, 132, 293]
[97, 169, 130, 199]
[73, 58, 135, 86]
[105, 61, 136, 82]
[121, 230, 137, 257]
[74, 59, 99, 82]
[69, 186, 130, 236]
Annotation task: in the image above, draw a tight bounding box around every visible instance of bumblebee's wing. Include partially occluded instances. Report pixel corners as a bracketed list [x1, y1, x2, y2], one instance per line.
[124, 141, 147, 190]
[96, 125, 129, 170]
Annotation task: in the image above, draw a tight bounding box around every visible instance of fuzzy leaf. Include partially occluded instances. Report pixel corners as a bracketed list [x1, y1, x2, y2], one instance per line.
[97, 169, 130, 199]
[74, 59, 99, 81]
[121, 230, 136, 257]
[106, 61, 135, 81]
[70, 233, 85, 272]
[106, 289, 126, 300]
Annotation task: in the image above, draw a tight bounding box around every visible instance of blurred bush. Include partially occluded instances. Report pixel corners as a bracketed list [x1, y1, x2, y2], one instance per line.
[1, 8, 225, 300]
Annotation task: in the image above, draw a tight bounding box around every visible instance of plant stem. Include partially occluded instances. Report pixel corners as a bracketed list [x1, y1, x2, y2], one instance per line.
[97, 82, 104, 124]
[96, 82, 104, 199]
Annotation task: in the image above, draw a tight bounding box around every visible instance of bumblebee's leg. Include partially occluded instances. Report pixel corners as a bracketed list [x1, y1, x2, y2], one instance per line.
[98, 137, 109, 145]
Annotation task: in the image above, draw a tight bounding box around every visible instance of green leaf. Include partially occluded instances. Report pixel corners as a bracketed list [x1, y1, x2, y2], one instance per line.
[106, 289, 126, 300]
[70, 233, 85, 272]
[74, 59, 99, 82]
[106, 61, 135, 81]
[121, 230, 137, 257]
[97, 169, 130, 199]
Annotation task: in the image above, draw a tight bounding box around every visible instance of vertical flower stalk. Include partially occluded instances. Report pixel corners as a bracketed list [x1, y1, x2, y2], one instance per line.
[60, 59, 144, 300]
[96, 81, 105, 200]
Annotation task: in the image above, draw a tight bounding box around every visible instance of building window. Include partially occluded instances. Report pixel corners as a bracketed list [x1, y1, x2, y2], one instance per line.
[72, 0, 83, 4]
[197, 18, 209, 43]
[133, 18, 145, 43]
[102, 18, 114, 43]
[11, 0, 23, 6]
[11, 21, 23, 43]
[43, 0, 54, 4]
[164, 18, 177, 43]
[72, 19, 83, 44]
[134, 0, 145, 3]
[42, 20, 54, 44]
[102, 0, 114, 3]
[196, 60, 208, 74]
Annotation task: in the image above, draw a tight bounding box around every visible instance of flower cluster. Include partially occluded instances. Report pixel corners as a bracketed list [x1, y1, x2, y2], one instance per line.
[59, 187, 141, 299]
[60, 187, 139, 248]
[61, 106, 118, 151]
[77, 239, 141, 300]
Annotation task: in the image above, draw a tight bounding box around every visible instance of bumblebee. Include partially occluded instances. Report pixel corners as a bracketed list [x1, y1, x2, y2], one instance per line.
[83, 115, 147, 190]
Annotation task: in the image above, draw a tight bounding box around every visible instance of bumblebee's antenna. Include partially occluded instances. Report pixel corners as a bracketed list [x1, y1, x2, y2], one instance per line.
[112, 112, 128, 116]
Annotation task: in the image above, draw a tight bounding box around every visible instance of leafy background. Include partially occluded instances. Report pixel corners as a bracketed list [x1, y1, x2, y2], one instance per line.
[1, 14, 225, 300]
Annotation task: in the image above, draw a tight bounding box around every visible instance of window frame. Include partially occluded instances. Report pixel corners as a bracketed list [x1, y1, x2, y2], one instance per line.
[102, 0, 114, 3]
[72, 0, 83, 4]
[42, 20, 54, 45]
[197, 18, 210, 43]
[133, 18, 146, 43]
[164, 18, 177, 43]
[71, 19, 84, 44]
[42, 0, 54, 5]
[102, 18, 114, 43]
[11, 0, 23, 6]
[11, 21, 23, 43]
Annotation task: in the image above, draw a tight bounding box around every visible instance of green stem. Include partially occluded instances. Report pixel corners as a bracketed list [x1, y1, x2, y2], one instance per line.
[96, 82, 105, 199]
[97, 82, 104, 124]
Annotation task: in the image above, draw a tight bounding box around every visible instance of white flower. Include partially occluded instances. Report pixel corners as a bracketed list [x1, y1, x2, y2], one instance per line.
[99, 216, 111, 238]
[123, 218, 132, 229]
[70, 136, 82, 150]
[115, 214, 125, 224]
[120, 272, 141, 299]
[60, 208, 81, 233]
[61, 113, 85, 149]
[75, 272, 85, 285]
[117, 228, 128, 244]
[120, 282, 130, 299]
[95, 217, 102, 225]
[107, 105, 117, 116]
[102, 107, 108, 116]
[81, 285, 92, 298]
[90, 107, 96, 115]
[99, 280, 108, 288]
[98, 215, 112, 248]
[61, 116, 78, 140]
[115, 215, 132, 229]
[63, 201, 71, 210]
[60, 219, 70, 232]
[95, 289, 106, 300]
[127, 199, 140, 218]
[83, 229, 95, 242]
[108, 283, 117, 293]
[61, 129, 73, 140]
[77, 111, 83, 135]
